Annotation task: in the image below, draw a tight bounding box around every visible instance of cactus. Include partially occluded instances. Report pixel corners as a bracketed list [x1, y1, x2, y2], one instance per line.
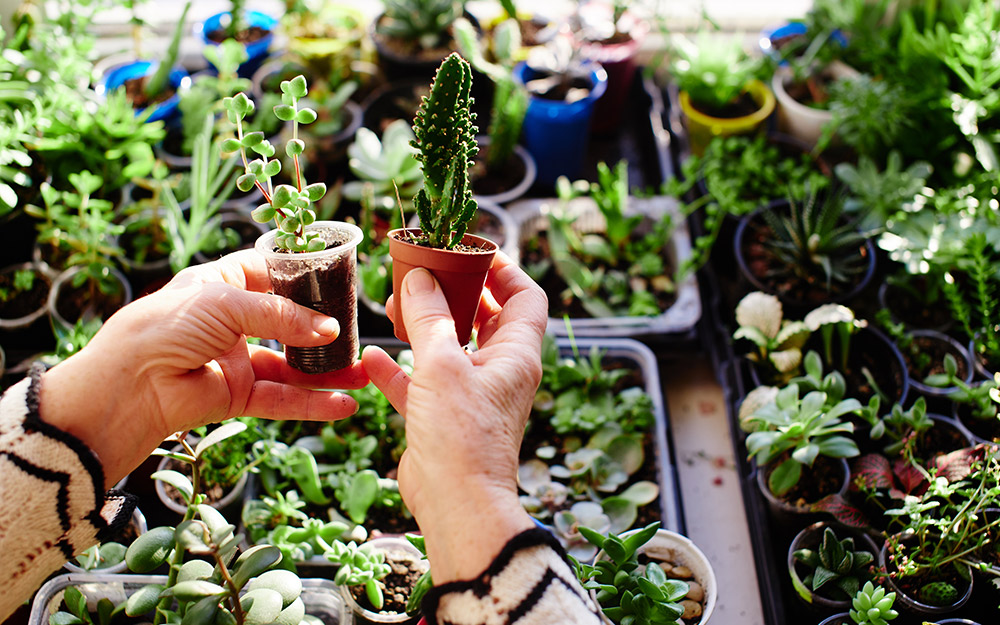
[410, 52, 479, 249]
[917, 580, 958, 606]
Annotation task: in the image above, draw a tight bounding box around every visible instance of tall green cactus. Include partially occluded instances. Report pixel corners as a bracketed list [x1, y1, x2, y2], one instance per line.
[411, 52, 479, 249]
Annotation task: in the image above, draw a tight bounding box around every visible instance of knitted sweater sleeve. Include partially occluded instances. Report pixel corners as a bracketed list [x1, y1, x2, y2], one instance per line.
[421, 528, 604, 625]
[0, 365, 134, 620]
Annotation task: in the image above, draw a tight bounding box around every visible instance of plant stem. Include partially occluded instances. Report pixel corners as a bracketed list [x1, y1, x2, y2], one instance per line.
[215, 550, 246, 625]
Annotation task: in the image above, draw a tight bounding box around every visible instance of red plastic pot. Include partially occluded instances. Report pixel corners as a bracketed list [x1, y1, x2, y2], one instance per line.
[388, 229, 497, 345]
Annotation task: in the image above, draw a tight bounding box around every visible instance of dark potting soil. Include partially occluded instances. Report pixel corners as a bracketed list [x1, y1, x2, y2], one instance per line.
[268, 228, 358, 373]
[522, 231, 677, 319]
[956, 404, 1000, 442]
[390, 231, 493, 253]
[364, 505, 419, 537]
[471, 145, 527, 197]
[124, 76, 176, 110]
[55, 281, 126, 324]
[693, 92, 761, 119]
[902, 335, 968, 385]
[374, 17, 454, 62]
[0, 269, 49, 319]
[160, 457, 233, 508]
[766, 455, 844, 509]
[743, 219, 869, 306]
[207, 25, 269, 45]
[913, 420, 971, 461]
[518, 18, 551, 47]
[349, 548, 427, 616]
[525, 72, 594, 102]
[784, 73, 836, 109]
[805, 334, 905, 404]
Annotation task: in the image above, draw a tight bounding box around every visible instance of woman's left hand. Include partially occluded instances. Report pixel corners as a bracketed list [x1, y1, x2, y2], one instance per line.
[40, 250, 369, 486]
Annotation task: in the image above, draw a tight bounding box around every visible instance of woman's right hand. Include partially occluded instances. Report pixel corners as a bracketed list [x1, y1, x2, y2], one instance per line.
[361, 252, 548, 583]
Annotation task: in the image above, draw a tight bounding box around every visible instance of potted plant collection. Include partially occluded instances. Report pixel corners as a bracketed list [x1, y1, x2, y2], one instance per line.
[12, 2, 1000, 625]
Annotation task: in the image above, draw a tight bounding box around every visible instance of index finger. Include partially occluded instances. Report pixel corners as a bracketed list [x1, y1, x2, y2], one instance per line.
[485, 252, 542, 308]
[169, 250, 273, 293]
[477, 253, 548, 350]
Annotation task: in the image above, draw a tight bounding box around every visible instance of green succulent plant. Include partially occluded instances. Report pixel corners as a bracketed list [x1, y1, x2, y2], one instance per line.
[342, 121, 423, 212]
[378, 0, 465, 52]
[793, 527, 875, 601]
[409, 52, 479, 249]
[325, 541, 392, 610]
[849, 582, 898, 625]
[733, 291, 811, 383]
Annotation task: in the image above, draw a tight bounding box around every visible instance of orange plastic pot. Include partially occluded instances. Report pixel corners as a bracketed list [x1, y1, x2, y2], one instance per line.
[388, 229, 498, 345]
[679, 79, 776, 156]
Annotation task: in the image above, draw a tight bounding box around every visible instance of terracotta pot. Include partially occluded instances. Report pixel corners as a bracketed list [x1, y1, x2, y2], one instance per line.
[255, 221, 363, 373]
[388, 229, 498, 345]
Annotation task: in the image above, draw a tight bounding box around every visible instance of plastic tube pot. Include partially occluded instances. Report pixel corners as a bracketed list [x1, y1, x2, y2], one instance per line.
[255, 222, 363, 373]
[340, 536, 427, 625]
[388, 229, 498, 346]
[513, 61, 608, 189]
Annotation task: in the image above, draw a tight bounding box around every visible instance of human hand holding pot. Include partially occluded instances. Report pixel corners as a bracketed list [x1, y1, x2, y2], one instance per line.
[363, 252, 548, 583]
[40, 250, 370, 488]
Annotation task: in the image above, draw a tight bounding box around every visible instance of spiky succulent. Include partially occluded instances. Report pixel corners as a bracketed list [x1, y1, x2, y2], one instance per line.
[793, 527, 875, 600]
[378, 0, 463, 51]
[410, 52, 479, 249]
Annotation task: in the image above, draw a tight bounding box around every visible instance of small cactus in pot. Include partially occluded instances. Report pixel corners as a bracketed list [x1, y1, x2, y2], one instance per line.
[388, 53, 498, 345]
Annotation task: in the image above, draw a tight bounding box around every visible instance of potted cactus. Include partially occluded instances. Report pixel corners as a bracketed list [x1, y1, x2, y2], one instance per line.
[224, 75, 362, 373]
[387, 53, 498, 346]
[371, 0, 472, 81]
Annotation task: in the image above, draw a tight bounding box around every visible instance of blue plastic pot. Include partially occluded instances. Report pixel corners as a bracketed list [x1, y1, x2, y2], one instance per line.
[197, 10, 277, 77]
[98, 60, 189, 124]
[513, 62, 608, 188]
[758, 22, 848, 64]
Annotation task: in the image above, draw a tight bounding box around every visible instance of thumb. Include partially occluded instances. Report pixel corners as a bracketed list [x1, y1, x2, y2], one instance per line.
[399, 268, 463, 354]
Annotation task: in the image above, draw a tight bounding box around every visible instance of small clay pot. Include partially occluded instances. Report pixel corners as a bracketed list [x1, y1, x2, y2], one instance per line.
[388, 229, 498, 346]
[255, 222, 363, 373]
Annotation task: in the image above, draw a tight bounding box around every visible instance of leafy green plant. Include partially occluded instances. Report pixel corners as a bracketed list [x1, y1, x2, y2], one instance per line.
[224, 75, 327, 252]
[759, 188, 874, 294]
[792, 527, 875, 600]
[849, 581, 898, 625]
[817, 74, 915, 159]
[733, 291, 811, 383]
[177, 40, 251, 157]
[670, 31, 763, 112]
[940, 233, 1000, 368]
[0, 268, 36, 303]
[377, 0, 465, 52]
[575, 522, 690, 625]
[143, 1, 191, 99]
[742, 383, 862, 497]
[341, 121, 422, 212]
[325, 540, 392, 611]
[835, 152, 932, 231]
[71, 542, 128, 572]
[926, 356, 999, 422]
[408, 53, 479, 249]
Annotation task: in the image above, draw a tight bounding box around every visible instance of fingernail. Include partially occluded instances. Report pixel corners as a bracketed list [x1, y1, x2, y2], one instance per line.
[313, 315, 340, 336]
[405, 268, 435, 296]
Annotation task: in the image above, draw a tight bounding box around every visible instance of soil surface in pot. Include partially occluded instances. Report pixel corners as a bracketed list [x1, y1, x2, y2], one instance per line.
[121, 221, 171, 265]
[207, 25, 269, 45]
[885, 556, 971, 611]
[55, 280, 127, 323]
[912, 420, 971, 461]
[692, 92, 760, 119]
[882, 278, 954, 330]
[522, 230, 677, 319]
[160, 457, 237, 508]
[390, 231, 492, 254]
[802, 333, 905, 405]
[267, 228, 358, 373]
[471, 145, 527, 197]
[901, 335, 968, 387]
[956, 404, 1000, 442]
[349, 547, 427, 616]
[783, 71, 837, 109]
[524, 71, 594, 102]
[0, 268, 49, 319]
[124, 76, 176, 110]
[765, 455, 845, 510]
[742, 218, 870, 306]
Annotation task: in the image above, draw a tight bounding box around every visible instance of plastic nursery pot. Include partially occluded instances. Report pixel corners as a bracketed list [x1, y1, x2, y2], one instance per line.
[512, 61, 609, 188]
[369, 11, 480, 82]
[154, 442, 250, 520]
[197, 10, 277, 78]
[772, 61, 860, 149]
[678, 79, 776, 157]
[591, 528, 717, 625]
[97, 60, 191, 124]
[47, 265, 134, 330]
[879, 534, 974, 618]
[255, 221, 363, 374]
[786, 521, 880, 614]
[578, 5, 648, 136]
[0, 262, 53, 351]
[63, 507, 148, 574]
[339, 536, 428, 625]
[757, 21, 848, 64]
[387, 229, 498, 346]
[29, 575, 352, 625]
[471, 135, 538, 205]
[903, 329, 974, 402]
[755, 457, 849, 528]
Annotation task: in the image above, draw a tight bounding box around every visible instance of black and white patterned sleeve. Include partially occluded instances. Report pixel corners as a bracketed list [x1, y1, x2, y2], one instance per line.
[421, 528, 604, 625]
[0, 365, 135, 620]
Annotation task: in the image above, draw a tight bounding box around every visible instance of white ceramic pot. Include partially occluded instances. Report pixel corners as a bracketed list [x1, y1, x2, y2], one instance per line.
[772, 60, 860, 149]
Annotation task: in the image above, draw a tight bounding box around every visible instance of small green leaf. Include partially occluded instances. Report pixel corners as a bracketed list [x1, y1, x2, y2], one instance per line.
[240, 589, 283, 625]
[264, 159, 281, 177]
[125, 584, 163, 617]
[285, 139, 304, 157]
[152, 470, 193, 502]
[295, 108, 317, 125]
[273, 104, 296, 122]
[221, 138, 241, 153]
[237, 173, 257, 192]
[242, 132, 264, 148]
[232, 545, 283, 589]
[162, 580, 226, 601]
[195, 422, 248, 458]
[178, 560, 216, 583]
[272, 185, 294, 208]
[231, 93, 252, 117]
[251, 204, 276, 223]
[247, 570, 302, 607]
[176, 520, 212, 555]
[126, 525, 176, 573]
[287, 75, 308, 98]
[305, 238, 326, 252]
[181, 596, 220, 625]
[304, 183, 326, 202]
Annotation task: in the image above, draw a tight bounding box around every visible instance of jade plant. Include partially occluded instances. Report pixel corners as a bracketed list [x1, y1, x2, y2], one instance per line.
[404, 52, 479, 249]
[223, 75, 327, 252]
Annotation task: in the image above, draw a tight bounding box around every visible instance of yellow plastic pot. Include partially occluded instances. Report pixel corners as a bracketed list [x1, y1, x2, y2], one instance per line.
[679, 79, 776, 156]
